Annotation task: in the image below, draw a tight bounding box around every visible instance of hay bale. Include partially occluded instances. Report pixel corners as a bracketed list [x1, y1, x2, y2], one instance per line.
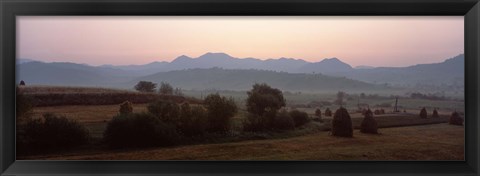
[331, 107, 353, 137]
[360, 109, 378, 134]
[119, 101, 133, 114]
[325, 108, 332, 116]
[419, 107, 427, 118]
[432, 108, 439, 118]
[449, 111, 464, 126]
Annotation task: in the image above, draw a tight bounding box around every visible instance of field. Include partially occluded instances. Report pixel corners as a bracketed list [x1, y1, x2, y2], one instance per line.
[29, 103, 453, 140]
[20, 123, 464, 160]
[18, 86, 465, 160]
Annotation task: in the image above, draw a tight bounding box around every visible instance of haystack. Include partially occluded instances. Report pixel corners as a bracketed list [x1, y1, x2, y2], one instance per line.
[360, 109, 378, 134]
[449, 111, 464, 126]
[331, 107, 353, 137]
[432, 108, 439, 118]
[325, 108, 332, 116]
[419, 107, 427, 118]
[119, 101, 133, 114]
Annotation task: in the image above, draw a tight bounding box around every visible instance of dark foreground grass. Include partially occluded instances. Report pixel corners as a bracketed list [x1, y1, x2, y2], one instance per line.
[21, 123, 463, 160]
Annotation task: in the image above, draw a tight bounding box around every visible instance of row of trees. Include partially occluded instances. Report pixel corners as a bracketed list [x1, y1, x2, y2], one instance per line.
[134, 81, 183, 95]
[105, 93, 238, 148]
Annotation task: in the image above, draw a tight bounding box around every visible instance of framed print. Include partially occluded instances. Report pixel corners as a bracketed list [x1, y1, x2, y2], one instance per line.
[1, 0, 479, 175]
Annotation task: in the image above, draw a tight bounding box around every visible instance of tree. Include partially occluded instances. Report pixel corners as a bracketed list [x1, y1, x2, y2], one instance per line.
[159, 82, 174, 95]
[334, 91, 346, 106]
[246, 83, 286, 116]
[147, 100, 180, 122]
[134, 81, 157, 92]
[178, 103, 208, 136]
[204, 93, 238, 133]
[19, 80, 26, 86]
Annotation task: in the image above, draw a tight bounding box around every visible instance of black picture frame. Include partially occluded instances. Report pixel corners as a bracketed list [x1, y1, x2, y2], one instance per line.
[1, 0, 479, 175]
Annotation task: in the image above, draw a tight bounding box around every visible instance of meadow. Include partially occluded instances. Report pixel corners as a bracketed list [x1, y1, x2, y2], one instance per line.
[17, 85, 465, 160]
[20, 123, 464, 160]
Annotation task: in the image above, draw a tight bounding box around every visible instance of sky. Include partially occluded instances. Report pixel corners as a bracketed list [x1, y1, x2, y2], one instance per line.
[17, 16, 464, 67]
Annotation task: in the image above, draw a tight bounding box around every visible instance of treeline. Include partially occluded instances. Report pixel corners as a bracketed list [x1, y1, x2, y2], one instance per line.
[17, 81, 199, 107]
[16, 82, 316, 153]
[24, 92, 194, 107]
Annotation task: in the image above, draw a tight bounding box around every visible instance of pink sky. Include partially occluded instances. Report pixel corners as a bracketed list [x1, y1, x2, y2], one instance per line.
[17, 16, 463, 67]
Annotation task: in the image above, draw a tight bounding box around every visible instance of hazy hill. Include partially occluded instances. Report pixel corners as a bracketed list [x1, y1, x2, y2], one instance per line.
[133, 67, 382, 92]
[100, 52, 340, 74]
[98, 53, 463, 88]
[329, 54, 465, 87]
[17, 53, 464, 91]
[17, 61, 137, 86]
[298, 57, 353, 73]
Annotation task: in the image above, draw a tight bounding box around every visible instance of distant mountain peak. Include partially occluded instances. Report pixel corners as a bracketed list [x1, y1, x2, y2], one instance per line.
[321, 57, 340, 62]
[172, 55, 193, 63]
[199, 52, 232, 58]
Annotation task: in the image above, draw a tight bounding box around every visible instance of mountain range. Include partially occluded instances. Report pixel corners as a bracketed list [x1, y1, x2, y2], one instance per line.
[17, 53, 464, 92]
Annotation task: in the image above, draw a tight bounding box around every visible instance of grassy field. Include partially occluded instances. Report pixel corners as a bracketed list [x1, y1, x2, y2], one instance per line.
[20, 123, 464, 160]
[20, 86, 464, 160]
[30, 103, 452, 139]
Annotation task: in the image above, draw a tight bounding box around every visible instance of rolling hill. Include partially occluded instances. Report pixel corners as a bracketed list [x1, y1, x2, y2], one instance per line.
[16, 53, 464, 93]
[132, 67, 383, 92]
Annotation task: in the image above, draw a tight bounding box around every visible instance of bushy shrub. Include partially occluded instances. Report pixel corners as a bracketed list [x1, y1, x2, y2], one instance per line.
[17, 113, 90, 154]
[419, 107, 427, 118]
[449, 111, 464, 126]
[325, 108, 332, 116]
[204, 94, 237, 133]
[177, 103, 208, 137]
[360, 109, 378, 134]
[104, 112, 179, 148]
[243, 110, 276, 132]
[243, 113, 265, 132]
[380, 108, 385, 114]
[331, 107, 353, 137]
[147, 100, 180, 122]
[119, 101, 133, 114]
[273, 110, 295, 131]
[289, 109, 309, 127]
[432, 108, 439, 118]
